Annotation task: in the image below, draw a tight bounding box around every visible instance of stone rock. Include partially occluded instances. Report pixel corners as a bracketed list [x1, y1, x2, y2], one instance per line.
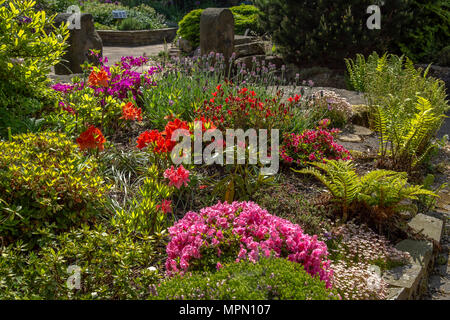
[396, 240, 433, 267]
[352, 125, 373, 136]
[200, 8, 234, 66]
[382, 263, 423, 299]
[387, 287, 408, 300]
[350, 104, 371, 127]
[338, 134, 362, 143]
[234, 35, 255, 46]
[235, 41, 265, 58]
[408, 213, 444, 243]
[53, 13, 103, 75]
[178, 37, 193, 53]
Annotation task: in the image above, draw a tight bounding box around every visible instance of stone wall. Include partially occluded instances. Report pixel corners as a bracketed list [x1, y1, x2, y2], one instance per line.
[97, 28, 177, 46]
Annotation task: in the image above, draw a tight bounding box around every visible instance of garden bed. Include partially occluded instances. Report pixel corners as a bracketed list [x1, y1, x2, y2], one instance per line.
[1, 1, 449, 301]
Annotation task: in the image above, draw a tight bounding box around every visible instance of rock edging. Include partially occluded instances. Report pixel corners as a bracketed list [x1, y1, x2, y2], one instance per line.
[385, 208, 446, 300]
[97, 28, 177, 46]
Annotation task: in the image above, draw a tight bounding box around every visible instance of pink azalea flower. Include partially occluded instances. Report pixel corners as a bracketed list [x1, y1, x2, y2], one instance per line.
[164, 165, 190, 189]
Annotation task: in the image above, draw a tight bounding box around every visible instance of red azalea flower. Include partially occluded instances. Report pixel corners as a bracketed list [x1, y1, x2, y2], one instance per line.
[77, 126, 106, 151]
[120, 102, 142, 121]
[88, 67, 109, 87]
[156, 199, 172, 214]
[163, 118, 190, 140]
[136, 130, 161, 149]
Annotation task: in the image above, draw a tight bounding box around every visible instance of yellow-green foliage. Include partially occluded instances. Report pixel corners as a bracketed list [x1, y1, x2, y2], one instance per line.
[295, 160, 437, 224]
[372, 96, 446, 172]
[0, 132, 110, 243]
[112, 165, 172, 236]
[0, 0, 69, 136]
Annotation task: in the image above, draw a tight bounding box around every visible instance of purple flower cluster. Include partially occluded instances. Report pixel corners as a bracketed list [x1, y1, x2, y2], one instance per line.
[52, 83, 75, 94]
[165, 201, 333, 288]
[52, 55, 161, 102]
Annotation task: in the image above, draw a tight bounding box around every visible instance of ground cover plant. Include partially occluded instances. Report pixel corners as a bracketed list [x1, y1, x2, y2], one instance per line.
[1, 0, 449, 302]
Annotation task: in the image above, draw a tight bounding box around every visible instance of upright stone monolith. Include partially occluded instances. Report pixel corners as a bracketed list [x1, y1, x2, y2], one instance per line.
[200, 8, 234, 67]
[53, 13, 103, 75]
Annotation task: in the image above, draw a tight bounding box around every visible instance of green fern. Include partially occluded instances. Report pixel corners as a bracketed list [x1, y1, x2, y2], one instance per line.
[294, 160, 438, 224]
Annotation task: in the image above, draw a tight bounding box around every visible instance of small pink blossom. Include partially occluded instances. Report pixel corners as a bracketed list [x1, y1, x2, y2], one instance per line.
[164, 165, 190, 189]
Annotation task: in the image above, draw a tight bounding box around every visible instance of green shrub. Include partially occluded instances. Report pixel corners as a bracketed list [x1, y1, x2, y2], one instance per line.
[231, 4, 261, 35]
[398, 0, 450, 63]
[117, 17, 142, 31]
[254, 0, 411, 66]
[177, 5, 261, 48]
[0, 132, 110, 244]
[151, 257, 339, 300]
[0, 0, 69, 137]
[176, 8, 203, 48]
[0, 225, 161, 299]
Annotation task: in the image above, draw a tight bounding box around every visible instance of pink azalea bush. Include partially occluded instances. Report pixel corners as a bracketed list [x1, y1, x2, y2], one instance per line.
[281, 120, 351, 166]
[165, 201, 333, 288]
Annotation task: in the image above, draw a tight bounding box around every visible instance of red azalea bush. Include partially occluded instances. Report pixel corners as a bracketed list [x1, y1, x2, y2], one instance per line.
[281, 120, 351, 166]
[136, 118, 190, 153]
[195, 83, 293, 131]
[165, 201, 333, 288]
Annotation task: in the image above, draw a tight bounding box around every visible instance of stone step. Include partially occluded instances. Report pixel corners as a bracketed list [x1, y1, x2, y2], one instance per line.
[234, 41, 265, 58]
[234, 35, 256, 46]
[169, 48, 181, 58]
[408, 213, 444, 244]
[383, 239, 434, 299]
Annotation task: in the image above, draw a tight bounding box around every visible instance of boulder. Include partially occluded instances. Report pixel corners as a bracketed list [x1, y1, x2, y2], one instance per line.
[200, 8, 234, 67]
[53, 13, 103, 75]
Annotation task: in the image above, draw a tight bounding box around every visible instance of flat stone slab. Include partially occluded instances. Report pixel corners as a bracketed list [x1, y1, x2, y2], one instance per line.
[234, 35, 255, 46]
[383, 263, 422, 298]
[338, 134, 362, 142]
[235, 42, 265, 58]
[395, 239, 433, 267]
[408, 213, 444, 243]
[387, 287, 408, 300]
[352, 125, 373, 136]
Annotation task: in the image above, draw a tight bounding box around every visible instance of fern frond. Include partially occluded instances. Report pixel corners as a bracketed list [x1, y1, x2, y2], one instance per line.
[371, 105, 388, 157]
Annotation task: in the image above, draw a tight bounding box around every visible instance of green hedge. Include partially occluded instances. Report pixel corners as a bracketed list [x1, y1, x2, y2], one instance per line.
[177, 5, 261, 48]
[151, 257, 339, 300]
